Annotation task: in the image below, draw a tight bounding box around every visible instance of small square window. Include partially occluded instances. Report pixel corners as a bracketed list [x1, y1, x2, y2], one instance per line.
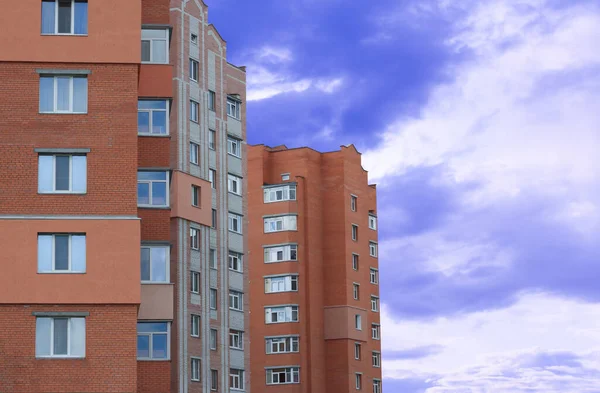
[281, 173, 290, 181]
[191, 33, 198, 45]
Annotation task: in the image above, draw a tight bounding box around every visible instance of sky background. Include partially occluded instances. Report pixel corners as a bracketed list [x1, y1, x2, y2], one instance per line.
[207, 0, 600, 391]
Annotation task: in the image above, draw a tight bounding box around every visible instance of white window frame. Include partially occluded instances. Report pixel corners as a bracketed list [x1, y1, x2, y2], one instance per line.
[372, 351, 381, 368]
[352, 253, 359, 271]
[210, 288, 217, 310]
[265, 275, 298, 293]
[229, 291, 243, 311]
[191, 185, 200, 207]
[136, 322, 170, 360]
[372, 323, 381, 340]
[210, 329, 218, 350]
[265, 305, 299, 324]
[369, 242, 378, 257]
[190, 227, 199, 250]
[266, 367, 300, 385]
[227, 97, 241, 120]
[264, 244, 297, 263]
[190, 142, 199, 165]
[369, 214, 377, 230]
[38, 234, 86, 273]
[191, 314, 200, 337]
[191, 357, 201, 381]
[351, 195, 357, 212]
[228, 212, 243, 234]
[138, 100, 169, 135]
[281, 173, 290, 181]
[373, 379, 382, 393]
[227, 137, 242, 158]
[210, 248, 217, 270]
[140, 245, 169, 283]
[370, 268, 379, 284]
[189, 58, 199, 82]
[209, 169, 216, 189]
[190, 33, 198, 45]
[211, 209, 217, 229]
[229, 329, 243, 350]
[208, 90, 216, 111]
[353, 283, 360, 300]
[190, 100, 199, 123]
[352, 224, 358, 241]
[39, 75, 88, 114]
[38, 154, 87, 193]
[355, 314, 362, 330]
[209, 129, 216, 150]
[191, 271, 200, 294]
[263, 184, 297, 203]
[228, 174, 242, 195]
[371, 296, 379, 312]
[264, 215, 297, 233]
[137, 171, 169, 207]
[355, 373, 362, 390]
[265, 336, 299, 354]
[228, 251, 243, 272]
[141, 28, 169, 64]
[354, 342, 361, 360]
[41, 0, 88, 36]
[35, 317, 85, 358]
[230, 369, 244, 390]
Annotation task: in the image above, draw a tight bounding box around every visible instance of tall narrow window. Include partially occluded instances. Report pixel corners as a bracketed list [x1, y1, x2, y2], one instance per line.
[208, 91, 216, 111]
[355, 373, 362, 390]
[370, 268, 379, 284]
[371, 296, 379, 312]
[38, 234, 86, 273]
[354, 342, 361, 360]
[372, 324, 381, 340]
[190, 142, 199, 165]
[373, 379, 382, 393]
[369, 214, 377, 230]
[191, 314, 200, 337]
[190, 228, 199, 250]
[190, 100, 199, 122]
[211, 369, 218, 390]
[40, 75, 87, 113]
[41, 0, 88, 35]
[353, 283, 360, 300]
[209, 169, 216, 189]
[141, 29, 169, 64]
[352, 254, 359, 271]
[210, 289, 217, 310]
[191, 185, 200, 207]
[210, 329, 217, 350]
[138, 100, 168, 135]
[351, 195, 357, 211]
[210, 248, 217, 269]
[191, 358, 201, 381]
[38, 155, 86, 193]
[372, 351, 381, 368]
[191, 271, 200, 294]
[369, 242, 378, 257]
[355, 314, 362, 330]
[36, 317, 85, 357]
[209, 129, 216, 150]
[211, 209, 217, 229]
[352, 224, 358, 241]
[189, 59, 199, 82]
[227, 97, 241, 119]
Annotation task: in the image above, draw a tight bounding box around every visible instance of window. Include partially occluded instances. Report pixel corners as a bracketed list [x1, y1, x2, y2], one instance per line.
[355, 373, 362, 390]
[228, 213, 242, 234]
[266, 336, 299, 354]
[191, 271, 200, 294]
[372, 351, 381, 368]
[38, 234, 86, 273]
[140, 246, 169, 283]
[264, 215, 297, 233]
[190, 142, 199, 165]
[209, 169, 216, 189]
[191, 314, 200, 337]
[210, 288, 217, 310]
[370, 268, 379, 284]
[190, 100, 199, 123]
[189, 58, 199, 81]
[372, 324, 381, 340]
[265, 305, 299, 324]
[353, 283, 360, 300]
[228, 174, 242, 195]
[373, 379, 382, 393]
[137, 322, 169, 360]
[352, 254, 359, 271]
[137, 171, 169, 207]
[209, 130, 216, 150]
[138, 100, 168, 135]
[264, 244, 297, 263]
[266, 367, 300, 385]
[229, 329, 243, 349]
[38, 155, 86, 193]
[191, 358, 201, 381]
[190, 228, 199, 250]
[355, 314, 362, 330]
[369, 242, 378, 257]
[352, 224, 358, 241]
[281, 173, 290, 181]
[191, 33, 198, 45]
[265, 275, 298, 293]
[211, 209, 217, 229]
[210, 329, 217, 350]
[228, 251, 243, 272]
[39, 75, 87, 113]
[36, 317, 85, 358]
[211, 369, 218, 391]
[230, 369, 244, 390]
[210, 248, 217, 269]
[227, 137, 242, 158]
[191, 185, 200, 207]
[229, 291, 243, 311]
[351, 195, 357, 211]
[41, 0, 88, 35]
[354, 343, 361, 360]
[142, 29, 169, 63]
[263, 184, 297, 203]
[227, 97, 241, 119]
[208, 91, 216, 111]
[371, 296, 379, 312]
[369, 214, 377, 230]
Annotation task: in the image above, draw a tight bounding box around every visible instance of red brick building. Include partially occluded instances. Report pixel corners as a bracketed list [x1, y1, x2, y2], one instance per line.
[0, 1, 247, 392]
[248, 145, 383, 393]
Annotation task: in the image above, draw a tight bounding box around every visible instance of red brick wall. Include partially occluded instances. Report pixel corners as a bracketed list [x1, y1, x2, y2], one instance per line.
[137, 361, 171, 393]
[138, 137, 171, 168]
[0, 305, 137, 393]
[142, 0, 170, 25]
[0, 63, 138, 216]
[139, 208, 171, 241]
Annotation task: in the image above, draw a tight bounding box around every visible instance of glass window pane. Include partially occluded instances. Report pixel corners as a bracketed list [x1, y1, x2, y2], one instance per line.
[36, 317, 52, 356]
[151, 248, 167, 282]
[55, 156, 70, 191]
[142, 29, 166, 39]
[137, 183, 149, 205]
[138, 111, 150, 134]
[71, 235, 86, 272]
[138, 100, 166, 110]
[137, 171, 167, 181]
[39, 77, 54, 112]
[38, 235, 53, 272]
[152, 334, 167, 358]
[38, 155, 53, 192]
[70, 318, 85, 357]
[152, 110, 166, 134]
[57, 0, 72, 34]
[141, 248, 150, 281]
[56, 77, 70, 111]
[41, 1, 56, 34]
[137, 335, 149, 358]
[72, 77, 87, 113]
[137, 322, 168, 333]
[72, 155, 86, 192]
[54, 235, 69, 270]
[53, 318, 68, 355]
[141, 40, 151, 62]
[73, 1, 88, 34]
[152, 182, 167, 206]
[152, 40, 167, 63]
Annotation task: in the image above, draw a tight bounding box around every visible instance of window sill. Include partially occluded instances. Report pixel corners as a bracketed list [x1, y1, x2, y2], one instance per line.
[138, 133, 170, 138]
[141, 62, 170, 66]
[138, 205, 171, 210]
[136, 358, 171, 362]
[228, 268, 243, 274]
[141, 281, 172, 285]
[38, 271, 86, 274]
[39, 112, 88, 115]
[265, 260, 298, 264]
[36, 356, 85, 359]
[227, 115, 241, 121]
[41, 33, 88, 37]
[38, 192, 87, 195]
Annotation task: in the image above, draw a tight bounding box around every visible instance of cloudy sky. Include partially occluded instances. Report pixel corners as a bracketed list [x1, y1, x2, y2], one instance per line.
[208, 0, 600, 391]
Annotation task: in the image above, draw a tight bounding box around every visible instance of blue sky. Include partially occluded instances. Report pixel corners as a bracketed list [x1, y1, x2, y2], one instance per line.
[208, 0, 600, 391]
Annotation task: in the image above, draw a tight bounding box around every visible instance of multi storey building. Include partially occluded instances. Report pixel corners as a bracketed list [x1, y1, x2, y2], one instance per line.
[248, 145, 382, 393]
[0, 1, 247, 392]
